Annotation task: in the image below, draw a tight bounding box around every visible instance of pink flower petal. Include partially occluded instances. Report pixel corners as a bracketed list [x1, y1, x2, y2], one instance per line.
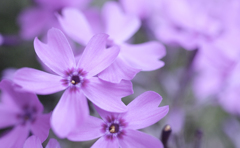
[1, 68, 17, 80]
[58, 8, 94, 45]
[98, 56, 140, 83]
[121, 42, 166, 71]
[51, 89, 89, 138]
[102, 1, 140, 43]
[82, 77, 133, 113]
[0, 79, 44, 113]
[91, 137, 119, 148]
[0, 125, 29, 148]
[118, 129, 163, 148]
[0, 91, 19, 111]
[14, 68, 66, 95]
[46, 138, 61, 148]
[0, 105, 18, 129]
[83, 8, 103, 35]
[78, 34, 120, 77]
[123, 91, 169, 129]
[34, 28, 76, 76]
[31, 113, 51, 143]
[18, 8, 52, 40]
[35, 0, 90, 9]
[68, 116, 104, 141]
[154, 22, 198, 50]
[120, 0, 153, 19]
[0, 80, 23, 112]
[23, 136, 43, 148]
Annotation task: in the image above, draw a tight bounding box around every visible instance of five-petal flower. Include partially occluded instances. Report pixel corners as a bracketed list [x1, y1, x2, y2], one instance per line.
[67, 91, 169, 148]
[58, 1, 166, 83]
[13, 28, 133, 138]
[0, 80, 51, 148]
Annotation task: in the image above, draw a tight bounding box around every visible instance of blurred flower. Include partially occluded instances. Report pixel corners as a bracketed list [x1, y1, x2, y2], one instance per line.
[58, 1, 166, 83]
[218, 62, 240, 115]
[193, 33, 240, 115]
[119, 0, 160, 20]
[193, 47, 235, 101]
[23, 135, 61, 148]
[18, 0, 91, 40]
[13, 28, 133, 138]
[67, 91, 169, 148]
[149, 0, 239, 50]
[0, 80, 51, 148]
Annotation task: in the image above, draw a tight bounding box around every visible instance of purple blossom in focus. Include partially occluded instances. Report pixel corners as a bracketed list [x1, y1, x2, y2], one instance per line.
[67, 91, 169, 148]
[13, 28, 133, 138]
[23, 135, 61, 148]
[0, 80, 51, 148]
[58, 1, 166, 83]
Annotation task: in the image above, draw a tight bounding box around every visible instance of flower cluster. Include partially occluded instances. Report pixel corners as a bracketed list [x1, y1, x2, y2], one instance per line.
[2, 0, 240, 147]
[0, 0, 169, 147]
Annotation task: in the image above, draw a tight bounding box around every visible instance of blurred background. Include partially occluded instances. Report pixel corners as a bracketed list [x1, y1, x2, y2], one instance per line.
[1, 0, 240, 147]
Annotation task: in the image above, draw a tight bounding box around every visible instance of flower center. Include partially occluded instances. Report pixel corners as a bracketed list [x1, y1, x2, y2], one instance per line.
[22, 112, 33, 122]
[71, 75, 81, 85]
[17, 105, 37, 125]
[109, 124, 119, 133]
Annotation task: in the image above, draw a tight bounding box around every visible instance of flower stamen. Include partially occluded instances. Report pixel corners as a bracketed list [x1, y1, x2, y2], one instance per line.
[109, 124, 119, 133]
[71, 80, 76, 84]
[71, 75, 81, 85]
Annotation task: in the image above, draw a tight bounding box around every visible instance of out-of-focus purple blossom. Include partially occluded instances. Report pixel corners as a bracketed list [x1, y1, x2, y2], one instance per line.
[149, 0, 239, 50]
[0, 80, 51, 148]
[67, 91, 169, 148]
[193, 47, 235, 101]
[18, 0, 91, 40]
[193, 31, 240, 115]
[218, 62, 240, 114]
[119, 0, 160, 20]
[23, 135, 61, 148]
[13, 28, 133, 138]
[34, 0, 89, 10]
[58, 1, 166, 83]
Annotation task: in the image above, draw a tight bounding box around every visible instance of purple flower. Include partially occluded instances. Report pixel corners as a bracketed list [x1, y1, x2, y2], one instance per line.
[13, 28, 133, 138]
[0, 80, 51, 148]
[150, 0, 228, 50]
[23, 135, 60, 148]
[193, 45, 236, 101]
[192, 30, 240, 115]
[18, 0, 91, 40]
[58, 1, 166, 83]
[119, 0, 158, 20]
[67, 91, 169, 148]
